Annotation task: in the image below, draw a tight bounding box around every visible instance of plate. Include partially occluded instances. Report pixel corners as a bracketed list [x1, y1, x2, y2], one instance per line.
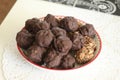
[17, 15, 102, 71]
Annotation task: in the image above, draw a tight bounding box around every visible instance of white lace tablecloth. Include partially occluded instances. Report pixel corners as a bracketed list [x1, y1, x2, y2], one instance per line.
[0, 0, 120, 80]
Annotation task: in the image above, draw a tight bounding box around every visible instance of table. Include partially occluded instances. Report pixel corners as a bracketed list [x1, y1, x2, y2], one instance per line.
[0, 0, 120, 80]
[0, 0, 16, 24]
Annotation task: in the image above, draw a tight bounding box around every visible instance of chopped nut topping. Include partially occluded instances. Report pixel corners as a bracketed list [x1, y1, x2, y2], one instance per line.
[75, 36, 96, 64]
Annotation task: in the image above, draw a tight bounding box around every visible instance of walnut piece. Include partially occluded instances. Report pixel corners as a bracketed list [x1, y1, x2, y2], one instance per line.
[75, 36, 96, 64]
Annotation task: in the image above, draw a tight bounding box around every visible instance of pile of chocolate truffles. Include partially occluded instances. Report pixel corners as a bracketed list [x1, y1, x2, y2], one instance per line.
[16, 14, 97, 69]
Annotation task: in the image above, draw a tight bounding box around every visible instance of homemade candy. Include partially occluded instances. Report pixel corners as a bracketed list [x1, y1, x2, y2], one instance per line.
[60, 54, 75, 69]
[36, 30, 54, 47]
[52, 27, 66, 37]
[25, 18, 41, 34]
[28, 44, 46, 63]
[16, 29, 34, 49]
[79, 24, 96, 38]
[54, 36, 72, 53]
[60, 17, 79, 32]
[44, 14, 59, 28]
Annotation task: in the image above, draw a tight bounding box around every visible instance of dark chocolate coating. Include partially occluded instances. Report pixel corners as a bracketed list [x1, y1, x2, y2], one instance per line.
[25, 18, 41, 34]
[36, 30, 54, 47]
[54, 36, 72, 53]
[44, 48, 57, 63]
[60, 54, 75, 69]
[28, 44, 46, 63]
[39, 21, 50, 30]
[44, 14, 59, 28]
[51, 27, 66, 37]
[16, 29, 34, 49]
[60, 17, 79, 32]
[47, 55, 62, 68]
[79, 24, 96, 38]
[70, 32, 84, 50]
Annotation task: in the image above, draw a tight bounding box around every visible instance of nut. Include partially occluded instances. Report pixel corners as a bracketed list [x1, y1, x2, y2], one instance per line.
[75, 47, 94, 64]
[75, 36, 96, 64]
[83, 36, 96, 49]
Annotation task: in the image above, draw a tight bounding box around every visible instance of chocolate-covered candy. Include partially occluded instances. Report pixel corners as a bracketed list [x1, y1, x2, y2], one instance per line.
[60, 17, 79, 32]
[28, 44, 46, 63]
[70, 32, 84, 50]
[47, 55, 62, 68]
[52, 27, 66, 37]
[39, 21, 50, 30]
[44, 48, 64, 68]
[60, 54, 75, 69]
[44, 48, 57, 63]
[36, 30, 54, 47]
[44, 14, 59, 27]
[79, 24, 96, 38]
[25, 18, 41, 34]
[16, 29, 34, 49]
[54, 36, 72, 53]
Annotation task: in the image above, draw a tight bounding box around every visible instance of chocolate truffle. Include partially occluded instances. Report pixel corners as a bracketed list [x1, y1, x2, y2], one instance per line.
[16, 29, 34, 49]
[70, 32, 84, 50]
[79, 24, 96, 38]
[60, 54, 75, 69]
[28, 44, 46, 63]
[44, 14, 59, 28]
[54, 36, 72, 53]
[52, 27, 66, 37]
[47, 55, 62, 68]
[44, 48, 57, 63]
[25, 18, 41, 34]
[60, 17, 79, 32]
[36, 30, 54, 47]
[39, 21, 50, 30]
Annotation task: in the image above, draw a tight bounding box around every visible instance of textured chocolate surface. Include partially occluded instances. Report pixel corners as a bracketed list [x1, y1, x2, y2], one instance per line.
[27, 44, 46, 63]
[36, 30, 54, 47]
[44, 48, 57, 63]
[16, 29, 34, 49]
[79, 24, 96, 38]
[60, 54, 75, 69]
[70, 32, 84, 50]
[60, 17, 79, 32]
[25, 18, 41, 34]
[47, 55, 62, 68]
[54, 36, 72, 53]
[52, 27, 66, 37]
[44, 14, 59, 28]
[39, 21, 50, 30]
